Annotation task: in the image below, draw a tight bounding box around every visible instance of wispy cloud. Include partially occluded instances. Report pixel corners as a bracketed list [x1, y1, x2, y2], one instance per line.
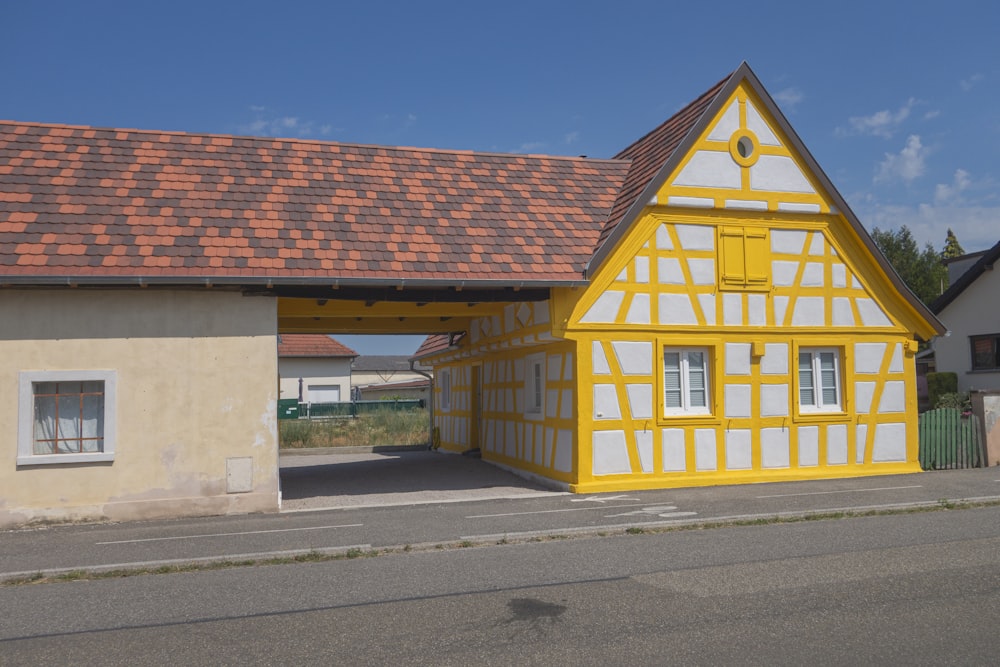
[875, 134, 927, 184]
[564, 131, 580, 145]
[838, 98, 917, 138]
[516, 141, 546, 154]
[239, 106, 337, 138]
[934, 169, 971, 204]
[863, 201, 1000, 253]
[960, 73, 984, 92]
[773, 88, 804, 110]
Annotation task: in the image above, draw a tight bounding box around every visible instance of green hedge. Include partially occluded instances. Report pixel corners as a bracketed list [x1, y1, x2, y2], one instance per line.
[926, 372, 958, 409]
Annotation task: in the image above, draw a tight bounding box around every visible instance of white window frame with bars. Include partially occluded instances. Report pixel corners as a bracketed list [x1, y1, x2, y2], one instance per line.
[524, 352, 546, 420]
[17, 370, 117, 466]
[662, 347, 711, 416]
[797, 348, 842, 413]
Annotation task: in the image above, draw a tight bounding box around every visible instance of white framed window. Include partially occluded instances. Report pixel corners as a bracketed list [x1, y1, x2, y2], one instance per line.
[524, 353, 545, 419]
[798, 348, 841, 412]
[663, 348, 711, 416]
[18, 370, 117, 466]
[438, 369, 451, 412]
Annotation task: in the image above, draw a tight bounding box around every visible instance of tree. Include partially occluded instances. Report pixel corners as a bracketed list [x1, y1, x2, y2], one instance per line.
[870, 225, 947, 306]
[941, 228, 965, 259]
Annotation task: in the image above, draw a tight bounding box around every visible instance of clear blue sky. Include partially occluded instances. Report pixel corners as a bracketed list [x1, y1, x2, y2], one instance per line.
[4, 1, 998, 354]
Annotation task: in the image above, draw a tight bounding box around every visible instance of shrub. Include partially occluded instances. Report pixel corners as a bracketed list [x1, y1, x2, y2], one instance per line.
[935, 391, 971, 412]
[926, 372, 958, 409]
[278, 408, 429, 449]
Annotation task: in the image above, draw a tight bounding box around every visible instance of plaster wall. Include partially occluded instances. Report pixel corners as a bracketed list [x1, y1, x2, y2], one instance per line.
[0, 289, 279, 528]
[278, 357, 352, 402]
[934, 267, 1000, 393]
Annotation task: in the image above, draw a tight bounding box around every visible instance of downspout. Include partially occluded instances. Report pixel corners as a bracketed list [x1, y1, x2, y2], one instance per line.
[409, 359, 436, 450]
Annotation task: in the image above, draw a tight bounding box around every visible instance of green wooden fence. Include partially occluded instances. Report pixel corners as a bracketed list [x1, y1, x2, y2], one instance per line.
[918, 408, 983, 470]
[278, 398, 425, 420]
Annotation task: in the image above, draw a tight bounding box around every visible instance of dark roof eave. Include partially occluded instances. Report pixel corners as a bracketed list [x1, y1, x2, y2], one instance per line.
[0, 275, 589, 290]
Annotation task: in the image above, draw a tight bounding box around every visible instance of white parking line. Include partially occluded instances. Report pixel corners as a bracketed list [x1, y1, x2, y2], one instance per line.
[756, 485, 922, 499]
[96, 523, 363, 545]
[467, 503, 646, 519]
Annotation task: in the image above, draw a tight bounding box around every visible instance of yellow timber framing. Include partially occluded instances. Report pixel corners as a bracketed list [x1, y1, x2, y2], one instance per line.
[277, 297, 505, 334]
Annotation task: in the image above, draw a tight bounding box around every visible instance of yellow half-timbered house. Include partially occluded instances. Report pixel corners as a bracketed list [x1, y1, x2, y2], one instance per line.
[416, 63, 943, 492]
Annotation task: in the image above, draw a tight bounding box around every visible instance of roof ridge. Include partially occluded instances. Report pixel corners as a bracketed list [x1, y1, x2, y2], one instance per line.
[0, 118, 630, 165]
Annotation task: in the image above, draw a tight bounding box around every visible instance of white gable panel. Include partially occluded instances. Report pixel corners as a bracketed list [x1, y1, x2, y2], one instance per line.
[675, 224, 715, 250]
[625, 294, 651, 324]
[707, 100, 740, 141]
[857, 298, 893, 327]
[746, 101, 780, 145]
[750, 155, 816, 194]
[581, 291, 624, 323]
[659, 293, 698, 325]
[673, 151, 741, 190]
[771, 229, 807, 255]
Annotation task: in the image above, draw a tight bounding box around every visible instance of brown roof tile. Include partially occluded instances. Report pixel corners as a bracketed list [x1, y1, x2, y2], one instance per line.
[277, 334, 357, 358]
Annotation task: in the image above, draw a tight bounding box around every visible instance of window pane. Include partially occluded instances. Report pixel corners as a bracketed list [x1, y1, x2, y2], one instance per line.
[687, 352, 706, 408]
[973, 337, 994, 370]
[57, 395, 82, 440]
[664, 353, 682, 408]
[819, 352, 838, 405]
[798, 352, 815, 405]
[81, 394, 105, 440]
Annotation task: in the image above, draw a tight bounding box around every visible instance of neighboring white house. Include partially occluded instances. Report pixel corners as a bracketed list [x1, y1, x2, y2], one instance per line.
[350, 356, 430, 400]
[357, 378, 431, 402]
[932, 241, 1000, 394]
[278, 335, 357, 404]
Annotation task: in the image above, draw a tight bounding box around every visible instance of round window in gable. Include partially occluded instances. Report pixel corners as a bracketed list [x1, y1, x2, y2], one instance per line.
[729, 130, 759, 167]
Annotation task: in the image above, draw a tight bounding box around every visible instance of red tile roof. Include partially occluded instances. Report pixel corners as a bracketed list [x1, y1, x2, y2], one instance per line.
[0, 122, 629, 285]
[411, 333, 460, 360]
[277, 334, 356, 357]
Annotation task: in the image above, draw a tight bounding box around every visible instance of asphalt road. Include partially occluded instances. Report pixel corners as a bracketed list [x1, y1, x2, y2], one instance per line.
[3, 505, 1000, 665]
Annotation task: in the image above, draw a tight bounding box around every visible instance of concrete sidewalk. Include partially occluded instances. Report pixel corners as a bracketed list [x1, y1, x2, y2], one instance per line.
[2, 450, 1000, 582]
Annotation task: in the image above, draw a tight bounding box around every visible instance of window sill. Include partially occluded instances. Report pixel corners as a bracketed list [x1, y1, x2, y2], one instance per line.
[656, 415, 721, 427]
[17, 453, 115, 466]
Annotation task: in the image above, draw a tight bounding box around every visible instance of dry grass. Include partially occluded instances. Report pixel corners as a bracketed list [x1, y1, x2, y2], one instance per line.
[279, 409, 429, 448]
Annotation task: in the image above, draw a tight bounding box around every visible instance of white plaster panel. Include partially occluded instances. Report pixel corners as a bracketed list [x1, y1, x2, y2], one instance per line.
[725, 384, 752, 418]
[832, 263, 847, 288]
[546, 389, 559, 418]
[798, 425, 819, 467]
[725, 429, 752, 470]
[855, 343, 887, 375]
[593, 384, 621, 420]
[855, 381, 876, 414]
[725, 199, 769, 211]
[873, 423, 907, 462]
[516, 302, 532, 327]
[636, 430, 653, 473]
[593, 430, 632, 475]
[708, 100, 740, 141]
[773, 260, 799, 287]
[771, 230, 807, 255]
[801, 262, 825, 287]
[613, 341, 652, 375]
[675, 224, 715, 251]
[808, 233, 825, 255]
[667, 196, 714, 208]
[791, 297, 825, 326]
[662, 429, 687, 472]
[561, 389, 573, 420]
[687, 258, 716, 285]
[761, 343, 788, 375]
[592, 341, 611, 375]
[851, 273, 864, 290]
[889, 344, 904, 373]
[777, 202, 821, 214]
[626, 384, 653, 420]
[694, 429, 718, 471]
[554, 430, 573, 472]
[751, 155, 816, 194]
[673, 151, 741, 190]
[581, 291, 624, 323]
[533, 301, 549, 325]
[504, 304, 515, 333]
[747, 294, 766, 326]
[746, 101, 779, 145]
[625, 294, 651, 324]
[634, 256, 649, 284]
[723, 293, 743, 326]
[615, 267, 628, 282]
[761, 428, 790, 468]
[725, 343, 752, 375]
[879, 381, 906, 413]
[832, 298, 855, 326]
[657, 257, 685, 284]
[774, 296, 789, 326]
[658, 293, 698, 325]
[857, 298, 893, 327]
[856, 424, 868, 463]
[828, 424, 848, 465]
[562, 354, 572, 381]
[760, 384, 789, 417]
[547, 355, 562, 381]
[655, 224, 673, 250]
[537, 427, 547, 465]
[697, 293, 717, 325]
[505, 422, 516, 458]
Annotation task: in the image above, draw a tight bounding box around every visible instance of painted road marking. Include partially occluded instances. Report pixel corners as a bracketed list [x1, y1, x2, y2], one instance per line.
[756, 485, 922, 499]
[467, 503, 647, 519]
[570, 495, 639, 503]
[96, 523, 364, 545]
[605, 505, 698, 519]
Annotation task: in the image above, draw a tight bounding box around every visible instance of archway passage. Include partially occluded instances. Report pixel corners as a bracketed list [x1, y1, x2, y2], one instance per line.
[271, 287, 555, 509]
